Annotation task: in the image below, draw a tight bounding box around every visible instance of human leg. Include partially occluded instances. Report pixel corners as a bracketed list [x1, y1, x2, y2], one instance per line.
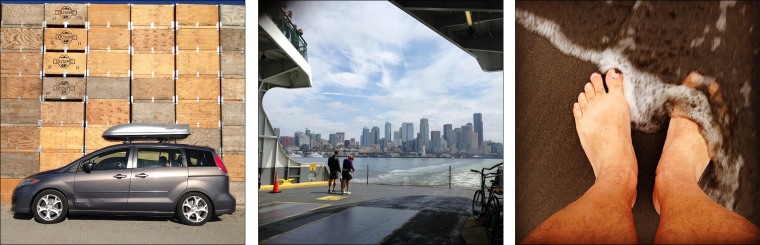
[522, 69, 639, 244]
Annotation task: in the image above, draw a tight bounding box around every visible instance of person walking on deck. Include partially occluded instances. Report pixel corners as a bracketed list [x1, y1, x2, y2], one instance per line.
[341, 155, 355, 194]
[327, 151, 341, 193]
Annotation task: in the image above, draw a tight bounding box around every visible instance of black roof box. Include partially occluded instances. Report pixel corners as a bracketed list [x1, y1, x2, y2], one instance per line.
[102, 124, 191, 141]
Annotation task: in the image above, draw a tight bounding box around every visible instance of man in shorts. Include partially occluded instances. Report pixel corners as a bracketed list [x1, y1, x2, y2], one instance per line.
[327, 150, 341, 193]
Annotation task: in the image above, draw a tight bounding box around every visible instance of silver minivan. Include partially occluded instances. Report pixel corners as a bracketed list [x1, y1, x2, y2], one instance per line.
[10, 124, 236, 226]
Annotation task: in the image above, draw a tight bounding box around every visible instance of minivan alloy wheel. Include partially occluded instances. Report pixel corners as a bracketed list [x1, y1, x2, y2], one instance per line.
[37, 194, 63, 221]
[182, 196, 209, 223]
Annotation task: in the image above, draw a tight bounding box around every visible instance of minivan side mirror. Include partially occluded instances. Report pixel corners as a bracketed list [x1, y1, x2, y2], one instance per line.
[83, 162, 93, 173]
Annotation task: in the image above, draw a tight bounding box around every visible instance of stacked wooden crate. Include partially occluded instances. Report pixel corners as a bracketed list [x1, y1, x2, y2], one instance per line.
[131, 4, 176, 125]
[1, 4, 45, 202]
[174, 4, 222, 154]
[219, 5, 245, 182]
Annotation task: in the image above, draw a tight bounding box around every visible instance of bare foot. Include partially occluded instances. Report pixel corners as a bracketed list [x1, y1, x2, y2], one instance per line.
[573, 69, 638, 182]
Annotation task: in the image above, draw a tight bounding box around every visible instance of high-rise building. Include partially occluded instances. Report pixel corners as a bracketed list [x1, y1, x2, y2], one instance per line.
[335, 132, 345, 145]
[401, 122, 414, 142]
[361, 127, 370, 147]
[294, 131, 304, 146]
[371, 126, 380, 145]
[474, 113, 483, 147]
[329, 133, 337, 145]
[305, 128, 311, 138]
[443, 124, 453, 151]
[393, 130, 401, 146]
[420, 117, 429, 146]
[385, 122, 391, 142]
[454, 128, 462, 152]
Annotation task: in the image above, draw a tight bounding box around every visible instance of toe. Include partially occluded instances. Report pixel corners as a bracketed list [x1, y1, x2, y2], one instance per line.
[578, 92, 588, 111]
[584, 82, 595, 100]
[590, 72, 605, 94]
[573, 102, 582, 120]
[606, 68, 624, 93]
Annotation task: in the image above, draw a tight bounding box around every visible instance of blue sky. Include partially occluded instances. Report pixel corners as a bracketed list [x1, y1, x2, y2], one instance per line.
[262, 1, 504, 143]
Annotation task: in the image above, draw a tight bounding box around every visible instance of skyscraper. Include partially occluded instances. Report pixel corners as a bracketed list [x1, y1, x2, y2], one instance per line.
[401, 122, 414, 142]
[361, 127, 370, 147]
[335, 132, 345, 146]
[371, 126, 380, 145]
[474, 113, 483, 147]
[384, 122, 391, 142]
[420, 117, 429, 147]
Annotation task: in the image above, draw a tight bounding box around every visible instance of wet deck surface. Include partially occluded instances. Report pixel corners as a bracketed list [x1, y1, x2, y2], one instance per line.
[516, 1, 760, 243]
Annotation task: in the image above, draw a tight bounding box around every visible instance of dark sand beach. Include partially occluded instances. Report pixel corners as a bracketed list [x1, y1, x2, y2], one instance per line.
[516, 1, 760, 242]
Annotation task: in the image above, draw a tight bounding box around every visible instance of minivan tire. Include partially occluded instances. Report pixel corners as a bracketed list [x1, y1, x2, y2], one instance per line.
[176, 192, 214, 226]
[32, 189, 68, 224]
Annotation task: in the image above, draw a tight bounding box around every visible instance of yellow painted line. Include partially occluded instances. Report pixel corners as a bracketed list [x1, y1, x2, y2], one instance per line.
[316, 195, 348, 201]
[259, 181, 328, 191]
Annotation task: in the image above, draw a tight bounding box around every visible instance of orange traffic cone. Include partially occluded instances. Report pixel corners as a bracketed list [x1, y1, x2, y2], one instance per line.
[270, 171, 282, 193]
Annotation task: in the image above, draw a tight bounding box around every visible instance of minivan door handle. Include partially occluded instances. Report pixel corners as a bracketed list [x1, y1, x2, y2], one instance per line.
[135, 173, 149, 178]
[113, 174, 127, 179]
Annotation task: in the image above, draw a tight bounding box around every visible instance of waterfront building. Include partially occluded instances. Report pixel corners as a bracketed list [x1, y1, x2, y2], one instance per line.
[361, 127, 370, 147]
[401, 122, 414, 142]
[385, 122, 392, 143]
[371, 126, 380, 145]
[420, 118, 429, 147]
[474, 113, 483, 147]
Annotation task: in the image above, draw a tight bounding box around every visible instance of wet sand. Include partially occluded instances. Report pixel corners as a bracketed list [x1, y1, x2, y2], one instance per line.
[516, 1, 760, 243]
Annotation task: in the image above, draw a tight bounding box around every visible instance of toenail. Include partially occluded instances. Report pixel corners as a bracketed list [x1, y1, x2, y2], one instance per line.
[591, 72, 601, 77]
[610, 69, 620, 79]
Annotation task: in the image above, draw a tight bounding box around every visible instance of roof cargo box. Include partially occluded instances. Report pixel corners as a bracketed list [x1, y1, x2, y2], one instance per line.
[102, 124, 191, 141]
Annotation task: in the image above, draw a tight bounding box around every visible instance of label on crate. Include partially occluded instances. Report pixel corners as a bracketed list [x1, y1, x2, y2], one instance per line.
[45, 28, 87, 50]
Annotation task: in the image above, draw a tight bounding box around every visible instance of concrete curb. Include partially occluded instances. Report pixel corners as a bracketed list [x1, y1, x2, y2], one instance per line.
[259, 181, 328, 191]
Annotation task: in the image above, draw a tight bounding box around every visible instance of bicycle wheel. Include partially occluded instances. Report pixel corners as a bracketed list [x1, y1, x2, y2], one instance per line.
[490, 219, 503, 245]
[486, 194, 500, 215]
[472, 190, 484, 219]
[485, 207, 502, 243]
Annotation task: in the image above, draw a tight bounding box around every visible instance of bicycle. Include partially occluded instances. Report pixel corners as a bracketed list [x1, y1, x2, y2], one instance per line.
[471, 162, 503, 220]
[485, 203, 503, 244]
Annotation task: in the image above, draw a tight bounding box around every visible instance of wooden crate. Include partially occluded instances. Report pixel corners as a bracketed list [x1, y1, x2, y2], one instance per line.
[1, 77, 41, 99]
[88, 4, 130, 26]
[0, 99, 40, 124]
[40, 101, 84, 126]
[176, 75, 220, 100]
[43, 77, 85, 100]
[1, 4, 44, 26]
[176, 4, 218, 28]
[87, 50, 130, 77]
[221, 52, 244, 78]
[85, 125, 120, 153]
[44, 52, 86, 75]
[176, 100, 220, 128]
[177, 128, 221, 153]
[85, 99, 130, 125]
[0, 152, 40, 178]
[40, 126, 84, 151]
[220, 28, 244, 52]
[131, 28, 174, 53]
[176, 28, 219, 50]
[1, 27, 43, 50]
[176, 51, 219, 75]
[222, 154, 244, 182]
[86, 77, 129, 99]
[132, 53, 174, 78]
[0, 178, 23, 205]
[131, 78, 174, 100]
[131, 100, 175, 124]
[222, 126, 244, 153]
[39, 152, 83, 172]
[220, 5, 245, 27]
[0, 126, 40, 151]
[222, 102, 245, 126]
[88, 27, 130, 50]
[44, 27, 86, 51]
[45, 4, 88, 26]
[1, 51, 42, 76]
[131, 5, 174, 27]
[221, 78, 245, 101]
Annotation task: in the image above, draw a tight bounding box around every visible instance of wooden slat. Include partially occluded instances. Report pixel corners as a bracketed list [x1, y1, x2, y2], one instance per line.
[221, 52, 244, 78]
[85, 99, 130, 125]
[43, 52, 86, 75]
[175, 4, 218, 28]
[88, 4, 130, 26]
[87, 50, 130, 77]
[131, 78, 174, 100]
[1, 4, 44, 26]
[221, 78, 245, 101]
[44, 27, 87, 50]
[0, 99, 40, 124]
[0, 178, 23, 205]
[222, 126, 244, 153]
[131, 100, 175, 124]
[132, 53, 174, 78]
[222, 154, 244, 182]
[220, 5, 245, 27]
[40, 126, 84, 151]
[131, 28, 174, 53]
[1, 51, 42, 76]
[84, 125, 120, 153]
[131, 5, 174, 27]
[88, 27, 130, 50]
[86, 77, 129, 99]
[1, 27, 43, 50]
[222, 102, 245, 126]
[0, 126, 40, 151]
[176, 51, 219, 75]
[176, 28, 219, 50]
[40, 101, 84, 126]
[42, 77, 85, 100]
[45, 4, 88, 26]
[1, 77, 41, 99]
[177, 128, 221, 153]
[176, 100, 220, 128]
[220, 28, 244, 52]
[0, 152, 40, 178]
[39, 152, 83, 172]
[176, 75, 220, 100]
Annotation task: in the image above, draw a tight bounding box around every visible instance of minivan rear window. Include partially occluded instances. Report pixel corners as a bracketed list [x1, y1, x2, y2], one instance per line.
[186, 149, 215, 167]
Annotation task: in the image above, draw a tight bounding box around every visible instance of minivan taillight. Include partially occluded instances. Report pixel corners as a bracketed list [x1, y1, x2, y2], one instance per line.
[214, 155, 228, 175]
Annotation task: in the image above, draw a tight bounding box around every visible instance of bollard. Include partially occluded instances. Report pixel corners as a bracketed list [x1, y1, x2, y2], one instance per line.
[366, 165, 369, 185]
[449, 165, 452, 189]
